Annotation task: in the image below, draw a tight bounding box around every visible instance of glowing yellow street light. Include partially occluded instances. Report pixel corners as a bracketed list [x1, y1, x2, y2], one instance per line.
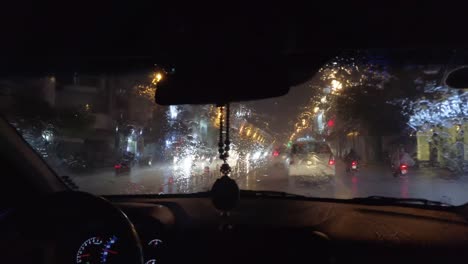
[152, 72, 164, 85]
[156, 72, 163, 82]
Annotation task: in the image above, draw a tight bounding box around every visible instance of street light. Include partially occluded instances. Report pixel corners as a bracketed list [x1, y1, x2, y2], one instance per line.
[152, 72, 164, 85]
[156, 72, 163, 82]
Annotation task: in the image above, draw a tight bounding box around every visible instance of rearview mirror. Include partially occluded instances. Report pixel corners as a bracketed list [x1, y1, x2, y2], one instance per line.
[155, 57, 290, 105]
[445, 67, 468, 89]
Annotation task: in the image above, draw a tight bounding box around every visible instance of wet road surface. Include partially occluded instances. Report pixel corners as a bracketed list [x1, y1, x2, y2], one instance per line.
[70, 160, 468, 205]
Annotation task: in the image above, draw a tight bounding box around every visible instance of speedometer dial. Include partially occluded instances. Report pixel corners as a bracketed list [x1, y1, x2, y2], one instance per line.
[76, 237, 103, 263]
[76, 235, 119, 264]
[100, 235, 119, 263]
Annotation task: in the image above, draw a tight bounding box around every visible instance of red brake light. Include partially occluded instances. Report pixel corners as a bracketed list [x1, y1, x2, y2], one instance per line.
[328, 159, 335, 165]
[273, 151, 279, 157]
[114, 164, 122, 169]
[352, 161, 357, 166]
[400, 164, 408, 169]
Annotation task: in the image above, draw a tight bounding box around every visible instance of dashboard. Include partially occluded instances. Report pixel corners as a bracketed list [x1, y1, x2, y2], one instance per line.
[109, 196, 468, 264]
[3, 193, 468, 264]
[114, 200, 332, 264]
[116, 202, 173, 264]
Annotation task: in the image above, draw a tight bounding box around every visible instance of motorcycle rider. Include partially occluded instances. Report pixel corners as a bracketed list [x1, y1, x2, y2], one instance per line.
[391, 146, 415, 176]
[345, 148, 360, 172]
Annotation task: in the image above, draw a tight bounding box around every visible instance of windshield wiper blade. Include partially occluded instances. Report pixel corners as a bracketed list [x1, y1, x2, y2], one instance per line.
[240, 190, 306, 198]
[352, 196, 452, 207]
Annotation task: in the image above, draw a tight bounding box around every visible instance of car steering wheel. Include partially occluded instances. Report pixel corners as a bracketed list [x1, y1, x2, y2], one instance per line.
[5, 191, 144, 264]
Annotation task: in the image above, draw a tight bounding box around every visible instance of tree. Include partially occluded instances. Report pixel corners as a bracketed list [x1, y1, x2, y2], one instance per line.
[291, 51, 397, 140]
[395, 84, 467, 173]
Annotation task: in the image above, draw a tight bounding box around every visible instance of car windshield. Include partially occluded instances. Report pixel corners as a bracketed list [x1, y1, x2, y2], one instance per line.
[2, 50, 467, 205]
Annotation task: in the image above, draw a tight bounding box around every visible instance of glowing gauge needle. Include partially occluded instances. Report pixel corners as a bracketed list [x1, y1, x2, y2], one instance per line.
[103, 249, 118, 254]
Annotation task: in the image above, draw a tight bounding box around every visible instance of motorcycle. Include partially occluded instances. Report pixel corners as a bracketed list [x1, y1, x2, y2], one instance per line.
[392, 164, 408, 177]
[115, 159, 132, 175]
[346, 160, 359, 174]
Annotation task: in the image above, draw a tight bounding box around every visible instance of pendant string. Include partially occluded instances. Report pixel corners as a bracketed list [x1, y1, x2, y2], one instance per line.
[218, 105, 225, 160]
[217, 104, 231, 175]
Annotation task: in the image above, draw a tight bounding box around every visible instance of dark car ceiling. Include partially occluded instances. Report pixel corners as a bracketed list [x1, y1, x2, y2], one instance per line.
[1, 1, 468, 102]
[3, 2, 467, 64]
